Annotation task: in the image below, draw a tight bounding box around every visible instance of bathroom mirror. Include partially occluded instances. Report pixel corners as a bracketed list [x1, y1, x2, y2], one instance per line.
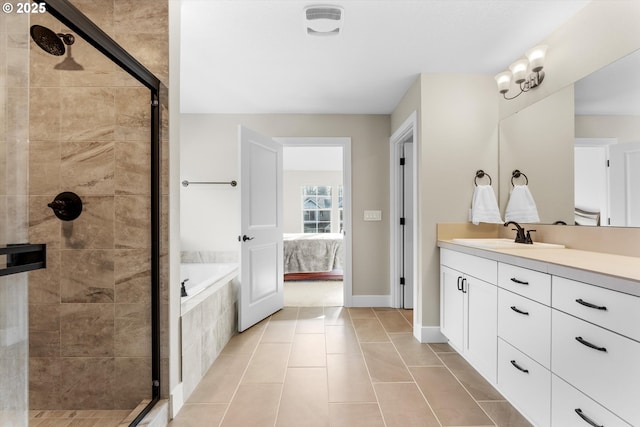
[499, 48, 640, 227]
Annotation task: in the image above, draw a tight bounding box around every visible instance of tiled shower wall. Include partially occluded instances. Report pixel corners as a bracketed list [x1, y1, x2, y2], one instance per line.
[0, 10, 30, 426]
[27, 1, 168, 410]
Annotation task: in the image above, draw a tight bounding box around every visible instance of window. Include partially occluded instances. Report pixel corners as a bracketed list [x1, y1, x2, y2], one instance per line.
[302, 185, 332, 233]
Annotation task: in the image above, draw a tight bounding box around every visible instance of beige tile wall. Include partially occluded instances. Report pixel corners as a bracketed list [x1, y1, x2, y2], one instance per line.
[0, 10, 30, 426]
[27, 0, 168, 411]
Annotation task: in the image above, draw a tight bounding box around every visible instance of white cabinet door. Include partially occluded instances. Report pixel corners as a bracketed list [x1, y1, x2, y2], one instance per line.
[441, 260, 497, 382]
[467, 276, 498, 382]
[441, 265, 464, 350]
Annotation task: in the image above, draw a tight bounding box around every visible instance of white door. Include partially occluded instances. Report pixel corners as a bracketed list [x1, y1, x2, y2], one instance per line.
[610, 141, 640, 227]
[238, 126, 283, 332]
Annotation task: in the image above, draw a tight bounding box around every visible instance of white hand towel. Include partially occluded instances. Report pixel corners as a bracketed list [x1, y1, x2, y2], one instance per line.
[471, 185, 503, 225]
[505, 185, 540, 223]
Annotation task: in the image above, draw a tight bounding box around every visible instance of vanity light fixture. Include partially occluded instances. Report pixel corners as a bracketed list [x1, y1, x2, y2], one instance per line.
[495, 45, 548, 100]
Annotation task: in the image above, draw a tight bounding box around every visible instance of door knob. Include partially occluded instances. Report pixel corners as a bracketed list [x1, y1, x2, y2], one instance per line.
[239, 235, 255, 242]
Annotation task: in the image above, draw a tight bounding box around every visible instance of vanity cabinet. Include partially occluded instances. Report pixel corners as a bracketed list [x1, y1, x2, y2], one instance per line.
[439, 244, 640, 427]
[440, 249, 497, 382]
[552, 277, 640, 427]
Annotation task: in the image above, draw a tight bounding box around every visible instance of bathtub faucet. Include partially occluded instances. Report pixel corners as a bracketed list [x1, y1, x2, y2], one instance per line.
[181, 279, 189, 297]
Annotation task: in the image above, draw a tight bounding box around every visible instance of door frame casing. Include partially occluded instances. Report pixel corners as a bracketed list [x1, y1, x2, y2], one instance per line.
[389, 112, 418, 316]
[276, 137, 352, 307]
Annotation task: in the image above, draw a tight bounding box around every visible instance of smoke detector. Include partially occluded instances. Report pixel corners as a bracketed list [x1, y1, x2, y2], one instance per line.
[304, 5, 344, 36]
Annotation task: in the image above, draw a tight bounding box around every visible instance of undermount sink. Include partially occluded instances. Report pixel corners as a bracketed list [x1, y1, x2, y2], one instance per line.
[451, 238, 565, 249]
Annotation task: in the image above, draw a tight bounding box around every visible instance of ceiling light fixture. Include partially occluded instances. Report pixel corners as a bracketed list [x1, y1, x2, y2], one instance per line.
[304, 5, 344, 36]
[495, 45, 548, 100]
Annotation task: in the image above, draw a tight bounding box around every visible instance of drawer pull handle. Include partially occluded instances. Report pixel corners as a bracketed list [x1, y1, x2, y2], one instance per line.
[457, 276, 463, 291]
[510, 306, 529, 316]
[510, 360, 529, 373]
[510, 277, 529, 285]
[576, 299, 607, 311]
[462, 278, 467, 294]
[575, 336, 607, 352]
[575, 408, 604, 427]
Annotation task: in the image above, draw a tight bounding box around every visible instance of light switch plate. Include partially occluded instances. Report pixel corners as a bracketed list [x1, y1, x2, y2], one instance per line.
[364, 210, 382, 221]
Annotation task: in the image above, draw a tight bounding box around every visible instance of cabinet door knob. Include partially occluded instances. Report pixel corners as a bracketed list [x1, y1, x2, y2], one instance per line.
[574, 408, 604, 427]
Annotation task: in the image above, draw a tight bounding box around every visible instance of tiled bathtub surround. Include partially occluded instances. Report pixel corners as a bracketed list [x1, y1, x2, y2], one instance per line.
[181, 276, 238, 401]
[0, 10, 30, 427]
[27, 0, 169, 412]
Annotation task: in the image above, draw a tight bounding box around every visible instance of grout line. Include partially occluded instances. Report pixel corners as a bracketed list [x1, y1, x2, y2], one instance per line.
[375, 309, 444, 427]
[430, 347, 499, 427]
[215, 314, 273, 427]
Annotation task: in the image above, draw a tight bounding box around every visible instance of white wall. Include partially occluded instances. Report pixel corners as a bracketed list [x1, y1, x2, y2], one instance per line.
[180, 114, 390, 297]
[283, 170, 343, 233]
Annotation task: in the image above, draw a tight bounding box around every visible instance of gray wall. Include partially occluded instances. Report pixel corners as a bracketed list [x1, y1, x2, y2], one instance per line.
[180, 114, 390, 297]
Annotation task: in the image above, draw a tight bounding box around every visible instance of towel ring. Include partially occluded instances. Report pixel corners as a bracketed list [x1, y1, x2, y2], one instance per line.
[474, 170, 492, 186]
[511, 169, 529, 186]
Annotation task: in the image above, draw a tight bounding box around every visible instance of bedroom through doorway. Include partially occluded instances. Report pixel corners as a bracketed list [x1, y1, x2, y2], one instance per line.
[278, 138, 351, 307]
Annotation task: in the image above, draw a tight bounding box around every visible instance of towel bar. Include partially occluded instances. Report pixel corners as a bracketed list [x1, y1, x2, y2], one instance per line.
[182, 180, 237, 187]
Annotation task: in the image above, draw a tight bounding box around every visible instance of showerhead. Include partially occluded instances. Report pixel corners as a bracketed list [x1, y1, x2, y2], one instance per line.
[30, 25, 76, 56]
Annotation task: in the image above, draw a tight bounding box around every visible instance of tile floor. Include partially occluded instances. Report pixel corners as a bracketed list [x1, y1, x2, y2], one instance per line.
[169, 307, 532, 427]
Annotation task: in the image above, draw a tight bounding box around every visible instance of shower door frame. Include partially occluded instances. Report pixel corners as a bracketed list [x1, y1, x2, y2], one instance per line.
[34, 0, 163, 425]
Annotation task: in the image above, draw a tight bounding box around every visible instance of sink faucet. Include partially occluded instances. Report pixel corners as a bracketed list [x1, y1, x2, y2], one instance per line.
[504, 221, 530, 244]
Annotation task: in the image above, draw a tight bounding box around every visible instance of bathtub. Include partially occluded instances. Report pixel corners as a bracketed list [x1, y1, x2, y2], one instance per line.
[180, 263, 239, 314]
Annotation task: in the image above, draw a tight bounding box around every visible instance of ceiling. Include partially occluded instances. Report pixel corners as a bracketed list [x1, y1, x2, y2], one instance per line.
[179, 0, 591, 115]
[575, 49, 640, 116]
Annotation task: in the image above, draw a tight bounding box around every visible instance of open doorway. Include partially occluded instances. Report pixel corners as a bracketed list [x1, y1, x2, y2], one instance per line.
[277, 138, 352, 307]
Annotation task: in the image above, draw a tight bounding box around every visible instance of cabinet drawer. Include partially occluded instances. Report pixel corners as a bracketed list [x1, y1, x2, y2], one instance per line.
[552, 276, 640, 342]
[441, 249, 497, 283]
[552, 374, 631, 427]
[552, 310, 640, 426]
[498, 338, 550, 427]
[498, 289, 551, 368]
[498, 263, 551, 305]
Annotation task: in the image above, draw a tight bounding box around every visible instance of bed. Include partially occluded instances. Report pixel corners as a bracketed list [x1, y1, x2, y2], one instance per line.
[283, 233, 344, 280]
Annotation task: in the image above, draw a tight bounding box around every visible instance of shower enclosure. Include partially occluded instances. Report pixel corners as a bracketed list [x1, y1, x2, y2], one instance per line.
[1, 0, 167, 425]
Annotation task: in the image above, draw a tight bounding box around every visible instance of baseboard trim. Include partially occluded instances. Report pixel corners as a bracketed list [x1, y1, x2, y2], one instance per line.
[169, 383, 184, 420]
[417, 326, 448, 343]
[349, 294, 391, 307]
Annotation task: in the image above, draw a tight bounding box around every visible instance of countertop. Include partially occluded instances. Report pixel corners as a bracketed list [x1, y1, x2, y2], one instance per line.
[438, 240, 640, 297]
